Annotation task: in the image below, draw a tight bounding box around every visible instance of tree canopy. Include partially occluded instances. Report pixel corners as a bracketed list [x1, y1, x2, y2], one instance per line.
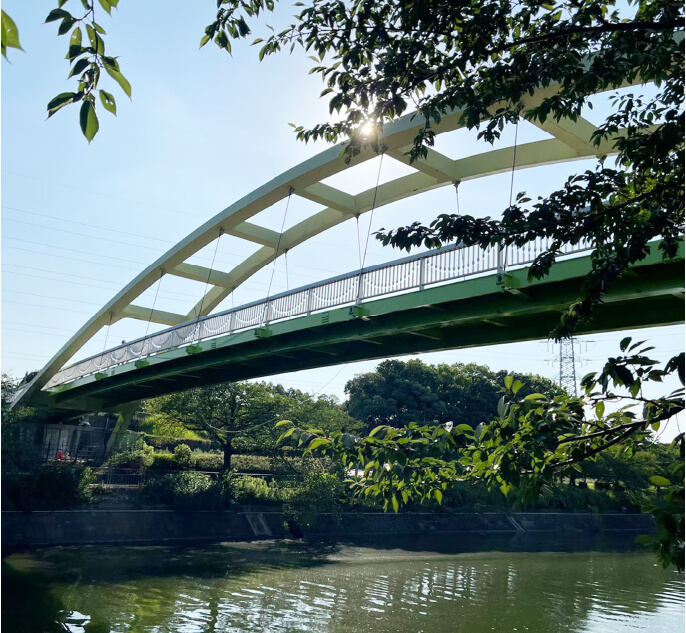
[345, 359, 563, 431]
[144, 381, 358, 469]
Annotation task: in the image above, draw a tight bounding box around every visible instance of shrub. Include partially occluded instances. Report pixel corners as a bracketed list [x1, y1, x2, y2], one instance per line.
[149, 452, 180, 471]
[283, 473, 346, 528]
[231, 454, 272, 473]
[1, 463, 95, 511]
[105, 440, 155, 470]
[142, 471, 225, 511]
[191, 451, 223, 471]
[227, 474, 271, 504]
[174, 444, 192, 468]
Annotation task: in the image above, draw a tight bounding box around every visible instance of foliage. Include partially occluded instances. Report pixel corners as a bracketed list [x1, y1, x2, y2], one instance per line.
[137, 414, 205, 442]
[142, 471, 226, 511]
[104, 439, 154, 470]
[3, 1, 130, 141]
[345, 359, 563, 431]
[143, 382, 293, 470]
[173, 443, 192, 468]
[283, 473, 347, 528]
[143, 381, 359, 470]
[280, 340, 684, 568]
[2, 463, 95, 511]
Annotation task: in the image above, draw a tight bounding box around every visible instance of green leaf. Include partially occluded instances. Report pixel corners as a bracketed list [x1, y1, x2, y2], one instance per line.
[275, 419, 292, 428]
[1, 10, 23, 58]
[504, 375, 514, 391]
[103, 62, 131, 98]
[595, 401, 605, 418]
[68, 58, 90, 78]
[523, 393, 547, 402]
[307, 437, 331, 452]
[45, 8, 71, 24]
[512, 380, 524, 395]
[86, 23, 104, 54]
[199, 34, 211, 49]
[47, 91, 78, 117]
[391, 494, 399, 513]
[70, 26, 82, 48]
[99, 89, 116, 115]
[620, 336, 632, 352]
[79, 99, 99, 142]
[58, 17, 76, 36]
[650, 476, 672, 487]
[98, 0, 113, 16]
[434, 489, 443, 504]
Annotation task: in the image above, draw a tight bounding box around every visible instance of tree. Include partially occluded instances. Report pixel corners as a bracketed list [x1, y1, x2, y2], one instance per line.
[144, 381, 359, 470]
[145, 382, 288, 471]
[345, 359, 563, 431]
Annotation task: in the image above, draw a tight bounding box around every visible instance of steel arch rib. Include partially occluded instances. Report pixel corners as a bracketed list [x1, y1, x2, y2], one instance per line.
[16, 80, 644, 407]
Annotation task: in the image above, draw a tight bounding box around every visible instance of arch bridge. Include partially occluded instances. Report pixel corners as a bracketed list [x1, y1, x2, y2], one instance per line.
[12, 77, 685, 416]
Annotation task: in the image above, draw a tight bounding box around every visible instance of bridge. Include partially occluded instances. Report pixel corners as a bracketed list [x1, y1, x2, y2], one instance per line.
[11, 74, 685, 417]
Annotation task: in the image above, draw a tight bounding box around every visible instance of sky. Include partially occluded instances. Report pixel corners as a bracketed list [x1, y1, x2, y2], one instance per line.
[1, 2, 683, 440]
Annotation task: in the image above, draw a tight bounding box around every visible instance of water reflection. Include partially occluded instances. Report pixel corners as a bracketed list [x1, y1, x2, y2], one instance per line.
[3, 536, 683, 633]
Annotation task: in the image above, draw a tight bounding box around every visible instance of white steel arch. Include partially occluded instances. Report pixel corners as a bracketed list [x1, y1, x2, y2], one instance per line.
[17, 79, 645, 406]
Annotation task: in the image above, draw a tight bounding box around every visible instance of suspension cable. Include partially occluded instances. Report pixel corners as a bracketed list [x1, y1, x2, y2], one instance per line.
[194, 227, 224, 337]
[501, 119, 520, 274]
[454, 180, 461, 215]
[144, 268, 165, 340]
[355, 214, 363, 270]
[101, 312, 113, 354]
[509, 120, 520, 208]
[284, 249, 289, 291]
[355, 153, 385, 303]
[360, 153, 384, 272]
[265, 187, 293, 301]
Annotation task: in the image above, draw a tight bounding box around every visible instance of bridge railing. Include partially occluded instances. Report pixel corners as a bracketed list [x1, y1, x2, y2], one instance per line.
[42, 238, 592, 390]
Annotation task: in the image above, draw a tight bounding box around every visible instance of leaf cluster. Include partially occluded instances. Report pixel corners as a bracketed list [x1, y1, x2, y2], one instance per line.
[41, 0, 129, 142]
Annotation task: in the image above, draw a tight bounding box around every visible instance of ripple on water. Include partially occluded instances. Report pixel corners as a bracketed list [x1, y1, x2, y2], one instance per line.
[3, 545, 684, 633]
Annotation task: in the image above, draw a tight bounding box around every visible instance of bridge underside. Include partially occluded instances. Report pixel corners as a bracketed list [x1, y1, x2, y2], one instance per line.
[36, 247, 683, 417]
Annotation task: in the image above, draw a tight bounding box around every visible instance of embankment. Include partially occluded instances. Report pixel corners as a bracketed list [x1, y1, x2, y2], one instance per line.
[2, 508, 655, 550]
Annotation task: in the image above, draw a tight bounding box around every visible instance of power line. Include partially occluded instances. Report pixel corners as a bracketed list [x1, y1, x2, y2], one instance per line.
[2, 203, 344, 278]
[2, 204, 181, 244]
[2, 171, 202, 219]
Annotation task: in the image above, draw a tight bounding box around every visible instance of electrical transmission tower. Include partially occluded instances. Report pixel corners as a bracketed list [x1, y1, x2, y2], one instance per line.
[558, 337, 578, 396]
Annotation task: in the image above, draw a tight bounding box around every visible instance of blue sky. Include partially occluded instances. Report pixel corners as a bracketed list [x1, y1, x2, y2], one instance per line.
[1, 2, 682, 439]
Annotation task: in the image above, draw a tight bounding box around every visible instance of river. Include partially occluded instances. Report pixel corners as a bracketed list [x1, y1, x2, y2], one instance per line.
[3, 535, 683, 632]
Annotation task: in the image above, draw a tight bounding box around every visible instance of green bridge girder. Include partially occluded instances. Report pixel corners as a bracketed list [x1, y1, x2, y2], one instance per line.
[33, 242, 684, 416]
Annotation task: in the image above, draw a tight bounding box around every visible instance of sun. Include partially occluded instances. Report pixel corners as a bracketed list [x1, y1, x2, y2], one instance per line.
[359, 121, 376, 137]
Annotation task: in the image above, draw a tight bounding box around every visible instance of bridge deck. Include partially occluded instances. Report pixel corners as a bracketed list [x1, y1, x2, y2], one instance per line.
[35, 241, 684, 414]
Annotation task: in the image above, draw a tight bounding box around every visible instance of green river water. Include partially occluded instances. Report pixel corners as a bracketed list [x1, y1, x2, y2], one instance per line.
[2, 535, 683, 633]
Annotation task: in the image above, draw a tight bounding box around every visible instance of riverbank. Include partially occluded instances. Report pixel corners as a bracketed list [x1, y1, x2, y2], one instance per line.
[1, 508, 655, 551]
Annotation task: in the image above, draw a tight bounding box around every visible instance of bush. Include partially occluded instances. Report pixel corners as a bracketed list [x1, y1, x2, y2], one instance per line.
[2, 463, 95, 511]
[283, 473, 346, 528]
[228, 474, 275, 504]
[142, 471, 226, 511]
[174, 444, 192, 468]
[191, 451, 223, 471]
[231, 454, 272, 473]
[105, 441, 155, 470]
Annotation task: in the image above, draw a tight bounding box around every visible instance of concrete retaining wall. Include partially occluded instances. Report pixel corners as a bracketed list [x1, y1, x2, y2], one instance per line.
[1, 509, 654, 550]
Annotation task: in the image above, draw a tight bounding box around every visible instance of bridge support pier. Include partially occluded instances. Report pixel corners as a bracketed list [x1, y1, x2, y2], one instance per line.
[105, 403, 139, 455]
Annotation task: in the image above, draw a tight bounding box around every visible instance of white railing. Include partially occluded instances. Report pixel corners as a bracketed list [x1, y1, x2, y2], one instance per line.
[42, 239, 591, 390]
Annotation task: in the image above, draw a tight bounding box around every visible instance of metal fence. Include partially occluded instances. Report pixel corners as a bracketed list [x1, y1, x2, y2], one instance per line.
[90, 467, 298, 488]
[39, 239, 591, 390]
